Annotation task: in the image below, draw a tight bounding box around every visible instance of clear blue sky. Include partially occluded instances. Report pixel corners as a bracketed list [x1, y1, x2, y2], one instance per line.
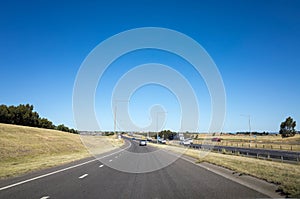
[0, 0, 299, 132]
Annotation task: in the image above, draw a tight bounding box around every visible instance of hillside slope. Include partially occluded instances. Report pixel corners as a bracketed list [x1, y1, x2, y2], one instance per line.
[0, 123, 90, 179]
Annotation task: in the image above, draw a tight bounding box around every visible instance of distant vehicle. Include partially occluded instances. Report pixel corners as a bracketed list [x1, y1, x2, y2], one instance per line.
[181, 138, 193, 145]
[147, 137, 153, 141]
[131, 137, 135, 140]
[159, 139, 166, 144]
[139, 140, 147, 146]
[211, 137, 222, 142]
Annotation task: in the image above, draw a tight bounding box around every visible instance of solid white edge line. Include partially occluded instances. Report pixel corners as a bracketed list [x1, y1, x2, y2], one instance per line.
[0, 140, 131, 191]
[78, 174, 88, 179]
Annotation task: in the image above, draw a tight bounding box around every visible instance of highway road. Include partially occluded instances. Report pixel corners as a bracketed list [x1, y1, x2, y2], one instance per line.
[0, 139, 270, 199]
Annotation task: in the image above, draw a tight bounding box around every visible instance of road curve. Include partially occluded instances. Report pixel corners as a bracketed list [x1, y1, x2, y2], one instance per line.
[0, 139, 269, 199]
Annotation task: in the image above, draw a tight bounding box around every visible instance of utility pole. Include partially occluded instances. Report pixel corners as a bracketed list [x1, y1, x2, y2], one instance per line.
[114, 105, 117, 135]
[156, 111, 167, 143]
[241, 114, 252, 142]
[114, 100, 129, 138]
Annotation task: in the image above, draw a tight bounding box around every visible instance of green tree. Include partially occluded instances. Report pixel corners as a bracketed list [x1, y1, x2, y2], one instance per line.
[0, 103, 78, 134]
[69, 128, 78, 134]
[56, 124, 70, 132]
[38, 118, 55, 129]
[0, 105, 9, 123]
[159, 130, 177, 140]
[279, 117, 296, 138]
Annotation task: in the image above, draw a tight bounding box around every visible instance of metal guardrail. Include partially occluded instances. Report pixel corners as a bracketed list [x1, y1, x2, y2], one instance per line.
[122, 136, 300, 163]
[188, 143, 300, 163]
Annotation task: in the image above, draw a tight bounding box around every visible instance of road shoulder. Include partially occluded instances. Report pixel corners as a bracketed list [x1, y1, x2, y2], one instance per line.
[157, 144, 284, 198]
[180, 154, 282, 198]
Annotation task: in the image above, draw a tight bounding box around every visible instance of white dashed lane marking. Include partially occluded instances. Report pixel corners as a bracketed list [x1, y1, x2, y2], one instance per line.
[78, 174, 88, 179]
[109, 159, 112, 162]
[40, 196, 50, 199]
[99, 165, 104, 168]
[0, 141, 132, 191]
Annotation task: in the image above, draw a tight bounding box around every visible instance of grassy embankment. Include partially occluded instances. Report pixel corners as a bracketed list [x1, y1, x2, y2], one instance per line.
[0, 123, 123, 179]
[149, 142, 300, 198]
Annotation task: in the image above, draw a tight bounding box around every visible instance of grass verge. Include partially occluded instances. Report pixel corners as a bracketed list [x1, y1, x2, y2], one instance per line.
[0, 123, 123, 179]
[149, 143, 300, 198]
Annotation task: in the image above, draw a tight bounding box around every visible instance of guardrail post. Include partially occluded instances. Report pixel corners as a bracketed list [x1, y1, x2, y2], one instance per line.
[281, 156, 283, 162]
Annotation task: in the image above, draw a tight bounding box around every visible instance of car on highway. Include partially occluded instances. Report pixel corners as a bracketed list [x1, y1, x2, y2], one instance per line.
[211, 137, 222, 142]
[159, 139, 166, 144]
[139, 140, 147, 146]
[180, 138, 193, 145]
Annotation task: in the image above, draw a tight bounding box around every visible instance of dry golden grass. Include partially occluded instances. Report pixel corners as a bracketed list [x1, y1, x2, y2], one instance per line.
[149, 143, 300, 198]
[0, 123, 123, 179]
[80, 135, 124, 155]
[0, 153, 89, 179]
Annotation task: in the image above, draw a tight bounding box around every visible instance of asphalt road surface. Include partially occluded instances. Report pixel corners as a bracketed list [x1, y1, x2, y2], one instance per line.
[0, 139, 269, 199]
